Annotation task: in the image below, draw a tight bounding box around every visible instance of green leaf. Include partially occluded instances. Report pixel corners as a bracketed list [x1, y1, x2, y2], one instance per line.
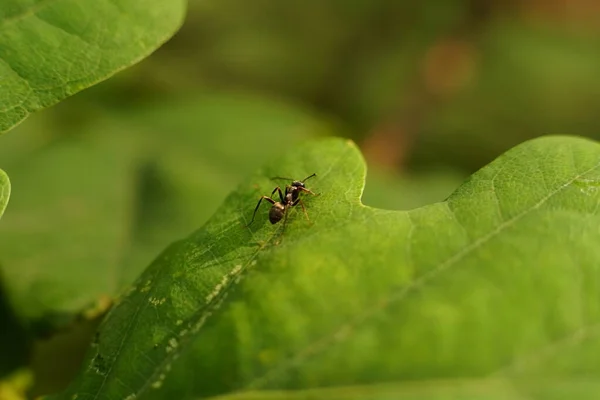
[0, 133, 140, 328]
[205, 378, 600, 400]
[0, 92, 326, 331]
[47, 135, 600, 400]
[0, 0, 186, 134]
[0, 168, 9, 220]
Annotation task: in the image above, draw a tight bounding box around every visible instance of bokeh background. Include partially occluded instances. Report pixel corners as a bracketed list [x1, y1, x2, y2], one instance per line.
[1, 0, 600, 395]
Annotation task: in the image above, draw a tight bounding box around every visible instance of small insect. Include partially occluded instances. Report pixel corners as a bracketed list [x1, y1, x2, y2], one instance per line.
[246, 173, 320, 227]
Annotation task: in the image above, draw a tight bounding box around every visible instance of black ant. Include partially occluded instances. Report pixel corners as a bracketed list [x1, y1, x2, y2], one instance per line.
[246, 173, 319, 228]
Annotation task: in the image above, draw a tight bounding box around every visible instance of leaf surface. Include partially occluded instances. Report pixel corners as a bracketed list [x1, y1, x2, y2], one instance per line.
[0, 0, 186, 133]
[47, 135, 600, 400]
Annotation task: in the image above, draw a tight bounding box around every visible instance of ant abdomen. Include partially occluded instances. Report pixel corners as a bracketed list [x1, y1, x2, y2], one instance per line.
[269, 203, 285, 224]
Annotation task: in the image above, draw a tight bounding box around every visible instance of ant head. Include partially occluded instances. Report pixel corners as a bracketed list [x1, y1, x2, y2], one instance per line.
[291, 180, 305, 188]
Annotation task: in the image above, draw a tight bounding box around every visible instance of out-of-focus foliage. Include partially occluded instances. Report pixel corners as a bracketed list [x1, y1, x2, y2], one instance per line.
[91, 0, 600, 172]
[0, 369, 32, 400]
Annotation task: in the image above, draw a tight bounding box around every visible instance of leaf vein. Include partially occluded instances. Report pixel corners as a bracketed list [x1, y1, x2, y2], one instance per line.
[91, 264, 165, 399]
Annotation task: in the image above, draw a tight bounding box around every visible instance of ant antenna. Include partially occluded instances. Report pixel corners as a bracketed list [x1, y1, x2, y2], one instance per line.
[271, 173, 317, 182]
[301, 173, 317, 182]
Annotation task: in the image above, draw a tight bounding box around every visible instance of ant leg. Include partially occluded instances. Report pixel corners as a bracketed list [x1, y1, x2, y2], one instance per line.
[282, 204, 290, 228]
[247, 196, 275, 227]
[298, 199, 311, 223]
[271, 186, 285, 203]
[276, 204, 291, 242]
[290, 198, 311, 224]
[299, 187, 320, 196]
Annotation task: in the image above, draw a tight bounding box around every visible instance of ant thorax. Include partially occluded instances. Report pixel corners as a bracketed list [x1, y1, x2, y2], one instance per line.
[285, 190, 295, 204]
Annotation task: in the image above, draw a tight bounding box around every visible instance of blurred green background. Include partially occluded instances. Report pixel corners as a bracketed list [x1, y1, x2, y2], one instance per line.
[1, 0, 600, 395]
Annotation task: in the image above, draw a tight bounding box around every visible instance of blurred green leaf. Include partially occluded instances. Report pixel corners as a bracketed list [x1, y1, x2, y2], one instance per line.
[0, 162, 25, 383]
[0, 0, 186, 134]
[0, 132, 140, 329]
[205, 379, 600, 400]
[0, 92, 327, 332]
[0, 168, 9, 219]
[48, 135, 600, 400]
[0, 279, 29, 378]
